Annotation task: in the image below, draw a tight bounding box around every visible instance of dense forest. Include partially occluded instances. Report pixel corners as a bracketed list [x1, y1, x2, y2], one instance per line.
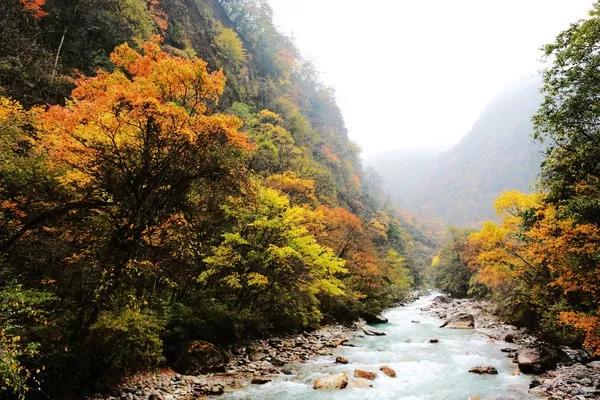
[2, 0, 600, 399]
[0, 0, 435, 398]
[431, 1, 600, 361]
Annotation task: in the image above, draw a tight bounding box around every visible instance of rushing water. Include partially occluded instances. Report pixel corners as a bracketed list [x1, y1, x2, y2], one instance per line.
[224, 293, 534, 400]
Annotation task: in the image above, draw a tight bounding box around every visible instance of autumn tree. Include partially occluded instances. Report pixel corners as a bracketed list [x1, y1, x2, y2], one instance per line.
[526, 205, 600, 354]
[200, 183, 346, 333]
[529, 1, 600, 353]
[313, 206, 363, 258]
[1, 38, 253, 393]
[215, 25, 247, 68]
[467, 190, 600, 352]
[380, 249, 413, 302]
[246, 109, 301, 174]
[265, 172, 317, 203]
[0, 0, 430, 395]
[19, 0, 46, 18]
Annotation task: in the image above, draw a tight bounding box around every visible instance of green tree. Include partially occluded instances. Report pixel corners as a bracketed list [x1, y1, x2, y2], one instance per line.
[431, 228, 473, 298]
[534, 2, 600, 224]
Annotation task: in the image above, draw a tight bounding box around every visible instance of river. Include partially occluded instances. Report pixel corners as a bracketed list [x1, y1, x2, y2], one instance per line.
[224, 293, 534, 400]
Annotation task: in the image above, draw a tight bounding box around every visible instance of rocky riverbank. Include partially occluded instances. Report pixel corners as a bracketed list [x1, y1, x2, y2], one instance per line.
[424, 295, 600, 400]
[89, 324, 355, 400]
[91, 292, 599, 400]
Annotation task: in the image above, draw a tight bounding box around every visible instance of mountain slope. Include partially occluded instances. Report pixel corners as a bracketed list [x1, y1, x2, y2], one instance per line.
[0, 1, 436, 397]
[371, 77, 545, 226]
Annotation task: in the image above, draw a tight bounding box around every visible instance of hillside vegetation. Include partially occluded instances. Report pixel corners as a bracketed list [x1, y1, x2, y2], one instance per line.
[371, 77, 545, 226]
[431, 3, 600, 359]
[0, 1, 434, 398]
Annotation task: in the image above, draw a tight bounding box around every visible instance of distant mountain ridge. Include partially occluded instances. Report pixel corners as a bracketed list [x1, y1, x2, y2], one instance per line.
[370, 77, 545, 226]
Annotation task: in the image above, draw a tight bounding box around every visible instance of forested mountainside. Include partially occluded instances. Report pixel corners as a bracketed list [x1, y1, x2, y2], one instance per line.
[0, 1, 435, 398]
[371, 77, 545, 226]
[431, 1, 600, 363]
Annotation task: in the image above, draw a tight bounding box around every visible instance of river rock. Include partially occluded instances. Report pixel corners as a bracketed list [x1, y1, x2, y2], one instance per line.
[529, 379, 541, 388]
[362, 313, 388, 324]
[380, 365, 396, 377]
[250, 377, 271, 384]
[354, 369, 377, 380]
[469, 365, 498, 374]
[528, 362, 600, 398]
[440, 313, 475, 329]
[516, 346, 570, 374]
[206, 384, 224, 395]
[500, 347, 517, 353]
[269, 356, 285, 366]
[433, 295, 451, 304]
[363, 328, 386, 336]
[335, 356, 348, 364]
[588, 360, 600, 369]
[313, 372, 348, 390]
[175, 340, 228, 374]
[247, 345, 268, 361]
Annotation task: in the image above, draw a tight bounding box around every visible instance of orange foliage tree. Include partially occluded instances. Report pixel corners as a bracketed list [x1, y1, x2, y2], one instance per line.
[3, 37, 253, 311]
[468, 190, 600, 354]
[526, 205, 600, 355]
[19, 0, 46, 18]
[37, 36, 250, 223]
[312, 206, 363, 258]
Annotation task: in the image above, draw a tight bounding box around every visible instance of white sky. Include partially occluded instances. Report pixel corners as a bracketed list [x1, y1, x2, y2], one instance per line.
[267, 0, 595, 158]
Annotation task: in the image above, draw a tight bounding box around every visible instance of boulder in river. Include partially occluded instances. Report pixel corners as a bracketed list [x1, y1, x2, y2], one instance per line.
[469, 365, 498, 374]
[362, 313, 388, 324]
[175, 340, 228, 374]
[354, 369, 377, 380]
[433, 295, 451, 304]
[363, 328, 386, 336]
[313, 372, 348, 390]
[516, 346, 570, 374]
[380, 365, 396, 377]
[440, 313, 475, 329]
[500, 347, 517, 353]
[251, 377, 271, 384]
[529, 379, 541, 389]
[335, 356, 348, 364]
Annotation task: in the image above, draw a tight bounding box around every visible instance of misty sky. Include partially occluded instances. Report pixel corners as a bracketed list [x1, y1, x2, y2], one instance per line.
[268, 0, 595, 158]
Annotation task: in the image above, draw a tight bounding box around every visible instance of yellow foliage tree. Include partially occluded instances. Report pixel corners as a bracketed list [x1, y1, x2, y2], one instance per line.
[469, 190, 600, 355]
